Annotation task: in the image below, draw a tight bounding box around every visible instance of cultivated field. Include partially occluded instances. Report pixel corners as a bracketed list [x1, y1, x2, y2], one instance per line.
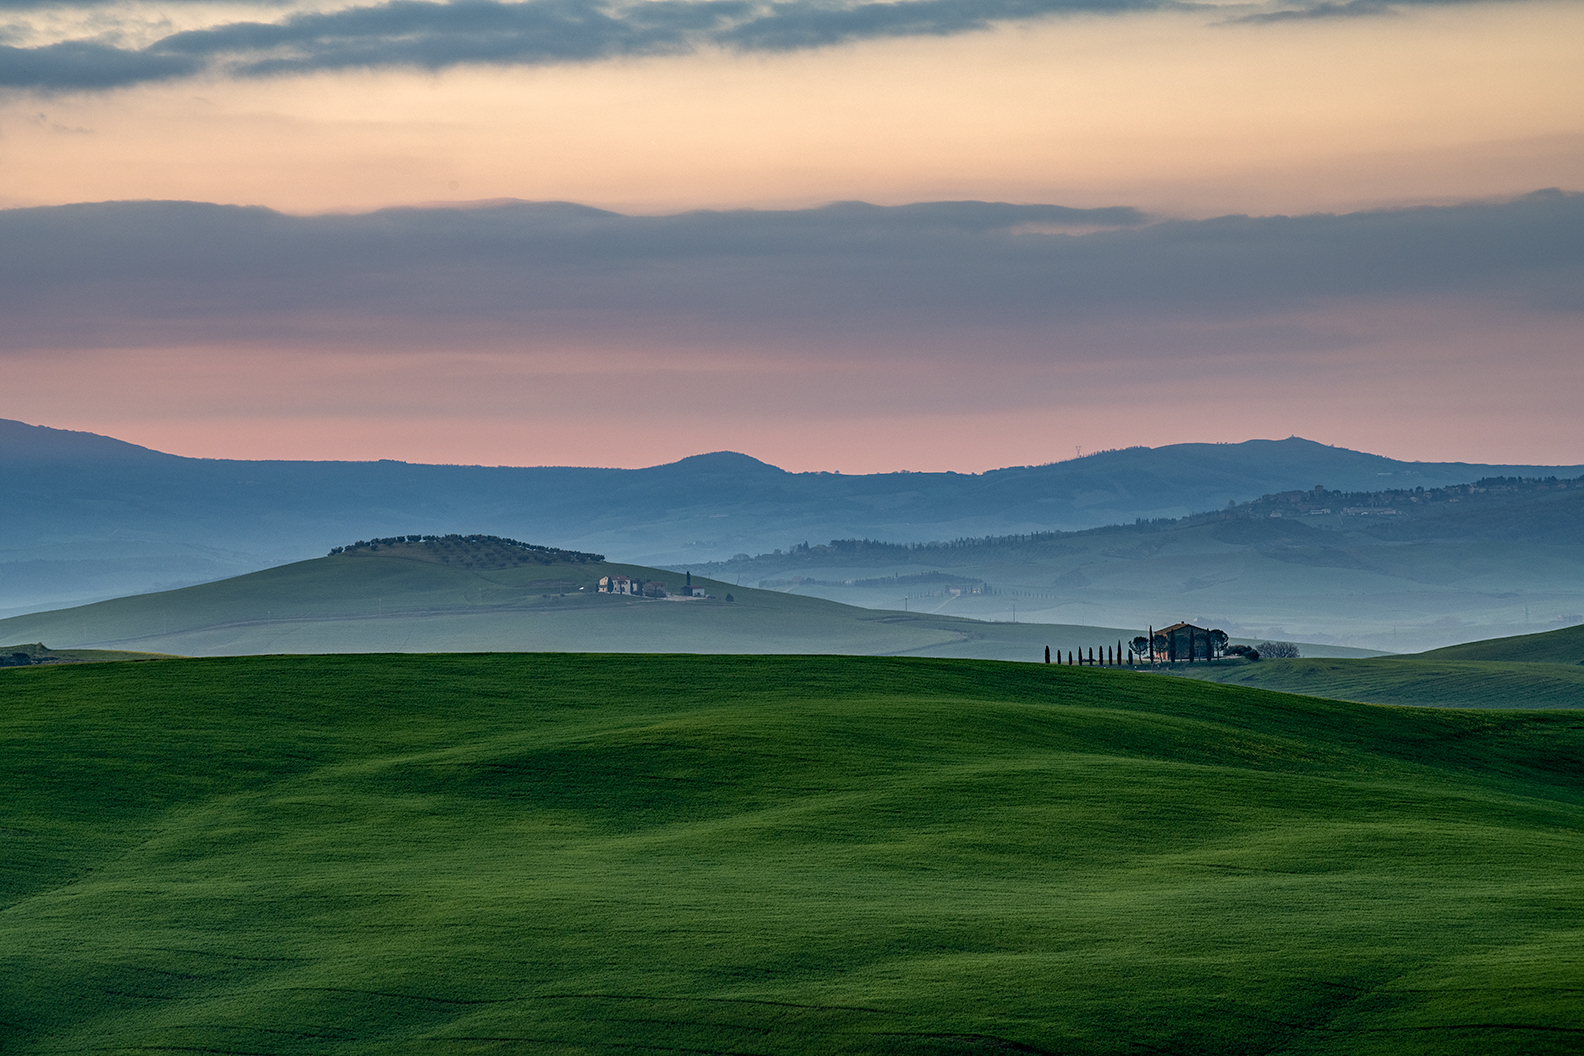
[3, 653, 1581, 1054]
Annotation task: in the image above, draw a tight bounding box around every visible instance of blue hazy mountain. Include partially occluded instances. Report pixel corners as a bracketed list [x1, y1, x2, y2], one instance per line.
[4, 416, 1581, 617]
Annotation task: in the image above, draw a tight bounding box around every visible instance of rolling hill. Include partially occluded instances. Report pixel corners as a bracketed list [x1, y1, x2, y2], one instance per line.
[7, 415, 1583, 617]
[1152, 621, 1584, 709]
[3, 652, 1582, 1055]
[694, 476, 1584, 651]
[0, 535, 1157, 661]
[1419, 620, 1584, 665]
[0, 642, 171, 666]
[1168, 655, 1584, 709]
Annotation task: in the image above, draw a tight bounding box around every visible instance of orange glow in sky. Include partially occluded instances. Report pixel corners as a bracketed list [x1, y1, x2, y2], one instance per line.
[4, 4, 1582, 218]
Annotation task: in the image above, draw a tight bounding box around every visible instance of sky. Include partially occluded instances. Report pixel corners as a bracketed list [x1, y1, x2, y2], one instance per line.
[1, 0, 1581, 471]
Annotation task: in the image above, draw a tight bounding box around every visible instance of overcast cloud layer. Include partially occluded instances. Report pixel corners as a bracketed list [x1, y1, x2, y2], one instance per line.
[2, 192, 1579, 353]
[0, 0, 1533, 90]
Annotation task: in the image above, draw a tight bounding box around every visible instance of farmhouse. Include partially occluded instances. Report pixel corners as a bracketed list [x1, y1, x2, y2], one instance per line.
[1155, 622, 1217, 663]
[598, 575, 632, 595]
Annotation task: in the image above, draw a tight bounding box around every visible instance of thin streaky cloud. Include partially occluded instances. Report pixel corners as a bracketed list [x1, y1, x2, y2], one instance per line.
[1226, 0, 1393, 23]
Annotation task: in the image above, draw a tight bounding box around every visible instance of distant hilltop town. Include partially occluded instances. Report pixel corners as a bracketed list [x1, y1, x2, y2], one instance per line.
[600, 572, 713, 600]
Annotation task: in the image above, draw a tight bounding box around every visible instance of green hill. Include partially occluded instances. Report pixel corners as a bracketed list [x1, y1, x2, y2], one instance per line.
[1417, 621, 1584, 665]
[0, 641, 174, 666]
[0, 537, 1138, 662]
[1169, 655, 1584, 709]
[3, 653, 1582, 1055]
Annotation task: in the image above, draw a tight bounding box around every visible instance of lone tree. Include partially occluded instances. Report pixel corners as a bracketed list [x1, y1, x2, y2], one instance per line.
[1257, 640, 1301, 659]
[1131, 635, 1150, 660]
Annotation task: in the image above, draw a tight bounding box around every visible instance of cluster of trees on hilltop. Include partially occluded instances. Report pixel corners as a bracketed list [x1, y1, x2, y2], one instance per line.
[329, 534, 604, 563]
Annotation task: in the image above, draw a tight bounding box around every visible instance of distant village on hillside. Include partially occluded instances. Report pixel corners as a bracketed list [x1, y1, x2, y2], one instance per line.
[599, 572, 714, 600]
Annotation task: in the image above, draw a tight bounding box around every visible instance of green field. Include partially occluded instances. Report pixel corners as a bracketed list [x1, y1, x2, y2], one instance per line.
[1420, 622, 1584, 665]
[1164, 622, 1584, 709]
[4, 653, 1583, 1054]
[0, 541, 1142, 662]
[1171, 656, 1584, 709]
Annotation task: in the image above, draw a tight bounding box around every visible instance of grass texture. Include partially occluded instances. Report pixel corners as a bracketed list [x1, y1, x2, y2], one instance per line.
[3, 653, 1583, 1055]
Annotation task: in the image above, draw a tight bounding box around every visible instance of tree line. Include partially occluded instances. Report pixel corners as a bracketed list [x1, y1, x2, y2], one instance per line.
[328, 534, 604, 563]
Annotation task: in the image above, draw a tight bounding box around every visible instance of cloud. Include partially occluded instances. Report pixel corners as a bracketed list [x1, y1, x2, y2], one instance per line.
[1228, 0, 1390, 22]
[0, 0, 1535, 91]
[1226, 0, 1496, 22]
[3, 0, 1157, 89]
[0, 38, 200, 88]
[0, 192, 1578, 359]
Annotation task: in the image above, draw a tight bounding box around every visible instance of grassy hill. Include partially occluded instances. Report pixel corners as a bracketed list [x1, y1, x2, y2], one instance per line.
[1169, 655, 1584, 709]
[3, 653, 1582, 1054]
[1162, 622, 1584, 709]
[0, 537, 1140, 661]
[1418, 621, 1584, 665]
[0, 641, 173, 666]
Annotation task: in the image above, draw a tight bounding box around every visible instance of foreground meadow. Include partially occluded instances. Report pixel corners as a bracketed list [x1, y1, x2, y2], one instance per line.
[3, 654, 1582, 1055]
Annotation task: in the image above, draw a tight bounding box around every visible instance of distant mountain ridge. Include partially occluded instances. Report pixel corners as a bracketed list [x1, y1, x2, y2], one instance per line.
[4, 416, 1582, 617]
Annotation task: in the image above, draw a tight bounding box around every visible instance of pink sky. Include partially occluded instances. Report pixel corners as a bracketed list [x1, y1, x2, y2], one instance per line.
[1, 0, 1581, 470]
[7, 289, 1579, 472]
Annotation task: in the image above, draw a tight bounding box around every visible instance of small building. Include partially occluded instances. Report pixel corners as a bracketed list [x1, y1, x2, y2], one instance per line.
[599, 575, 632, 595]
[1156, 622, 1217, 663]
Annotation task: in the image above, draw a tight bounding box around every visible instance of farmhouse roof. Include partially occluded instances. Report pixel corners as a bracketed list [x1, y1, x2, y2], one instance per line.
[1158, 621, 1210, 634]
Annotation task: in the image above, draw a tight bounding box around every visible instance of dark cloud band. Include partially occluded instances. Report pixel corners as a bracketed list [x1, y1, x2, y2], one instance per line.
[0, 0, 1511, 91]
[0, 192, 1577, 354]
